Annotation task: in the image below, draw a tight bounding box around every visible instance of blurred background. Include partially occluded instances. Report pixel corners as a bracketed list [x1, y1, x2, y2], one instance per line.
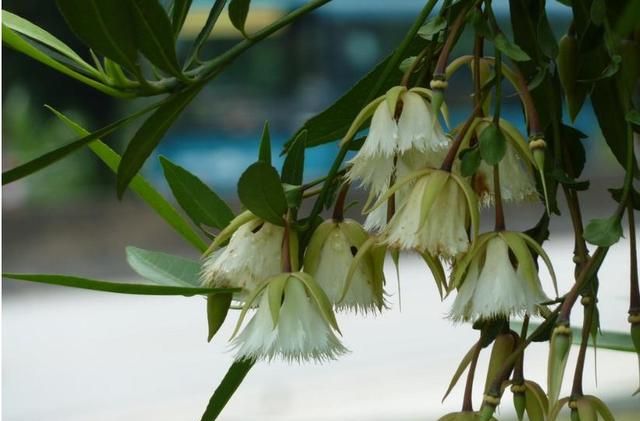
[3, 1, 639, 420]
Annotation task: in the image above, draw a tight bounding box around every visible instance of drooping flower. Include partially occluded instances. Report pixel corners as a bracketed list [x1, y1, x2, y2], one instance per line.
[449, 231, 556, 321]
[231, 272, 347, 362]
[472, 120, 538, 206]
[200, 212, 284, 298]
[378, 169, 479, 259]
[345, 86, 450, 197]
[304, 219, 385, 313]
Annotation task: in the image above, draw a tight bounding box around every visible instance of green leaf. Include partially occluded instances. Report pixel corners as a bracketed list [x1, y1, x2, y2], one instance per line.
[117, 85, 202, 197]
[281, 130, 306, 186]
[3, 273, 233, 296]
[583, 216, 623, 247]
[493, 33, 531, 62]
[200, 359, 254, 421]
[125, 246, 202, 287]
[1, 24, 125, 97]
[442, 344, 477, 402]
[56, 0, 138, 71]
[3, 100, 162, 185]
[460, 147, 481, 177]
[479, 124, 507, 166]
[417, 16, 446, 40]
[2, 10, 99, 76]
[228, 0, 252, 36]
[285, 39, 426, 150]
[537, 9, 558, 59]
[49, 107, 207, 252]
[237, 162, 287, 225]
[561, 124, 587, 176]
[131, 0, 183, 78]
[160, 156, 234, 230]
[207, 293, 232, 341]
[258, 121, 271, 165]
[171, 0, 193, 35]
[608, 187, 640, 210]
[182, 0, 227, 69]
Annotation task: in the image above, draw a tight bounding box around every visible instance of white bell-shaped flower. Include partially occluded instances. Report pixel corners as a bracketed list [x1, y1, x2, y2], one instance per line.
[449, 232, 556, 321]
[380, 169, 479, 259]
[346, 87, 450, 196]
[474, 142, 538, 206]
[362, 147, 449, 231]
[201, 215, 284, 297]
[231, 273, 347, 362]
[304, 219, 385, 313]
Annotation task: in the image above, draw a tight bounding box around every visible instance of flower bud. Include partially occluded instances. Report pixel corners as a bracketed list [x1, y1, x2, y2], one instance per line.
[484, 332, 516, 394]
[529, 137, 550, 213]
[557, 34, 581, 120]
[511, 387, 526, 421]
[547, 323, 572, 409]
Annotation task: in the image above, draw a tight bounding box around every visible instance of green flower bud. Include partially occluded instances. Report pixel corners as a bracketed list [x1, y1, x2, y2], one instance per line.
[557, 35, 577, 100]
[512, 389, 526, 421]
[529, 137, 549, 213]
[484, 332, 516, 394]
[547, 324, 572, 410]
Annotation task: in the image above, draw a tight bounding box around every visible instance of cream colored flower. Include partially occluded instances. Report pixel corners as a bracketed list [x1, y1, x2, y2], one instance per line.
[231, 273, 347, 362]
[201, 215, 284, 298]
[473, 142, 538, 206]
[346, 87, 450, 196]
[380, 169, 479, 259]
[449, 232, 556, 321]
[304, 219, 385, 313]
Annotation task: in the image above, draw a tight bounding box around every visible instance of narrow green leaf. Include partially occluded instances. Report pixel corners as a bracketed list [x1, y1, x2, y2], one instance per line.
[237, 162, 287, 225]
[442, 344, 477, 402]
[608, 187, 640, 210]
[2, 25, 126, 97]
[281, 130, 306, 186]
[171, 0, 193, 35]
[131, 0, 183, 77]
[3, 100, 162, 185]
[126, 246, 202, 287]
[3, 273, 233, 296]
[479, 124, 507, 166]
[494, 33, 531, 62]
[182, 0, 227, 69]
[583, 216, 623, 247]
[2, 10, 99, 76]
[117, 85, 202, 197]
[200, 359, 254, 421]
[228, 0, 252, 36]
[207, 293, 232, 342]
[160, 156, 234, 230]
[56, 0, 138, 71]
[48, 107, 208, 252]
[258, 121, 272, 165]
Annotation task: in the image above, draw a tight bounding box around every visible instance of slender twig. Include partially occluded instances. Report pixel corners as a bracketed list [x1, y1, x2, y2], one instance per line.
[332, 182, 350, 222]
[493, 165, 505, 231]
[629, 202, 639, 313]
[462, 341, 482, 412]
[570, 298, 595, 397]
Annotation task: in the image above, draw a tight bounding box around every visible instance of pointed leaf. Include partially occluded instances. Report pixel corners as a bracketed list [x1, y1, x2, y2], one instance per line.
[2, 273, 233, 296]
[56, 0, 138, 70]
[494, 33, 531, 62]
[281, 130, 306, 186]
[131, 0, 183, 77]
[228, 0, 252, 36]
[160, 156, 234, 230]
[207, 293, 232, 342]
[49, 107, 207, 252]
[200, 359, 254, 421]
[182, 0, 227, 69]
[126, 246, 202, 287]
[258, 121, 272, 165]
[117, 85, 202, 197]
[442, 344, 477, 402]
[171, 0, 193, 35]
[237, 162, 287, 225]
[2, 10, 99, 76]
[479, 123, 507, 166]
[3, 100, 162, 185]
